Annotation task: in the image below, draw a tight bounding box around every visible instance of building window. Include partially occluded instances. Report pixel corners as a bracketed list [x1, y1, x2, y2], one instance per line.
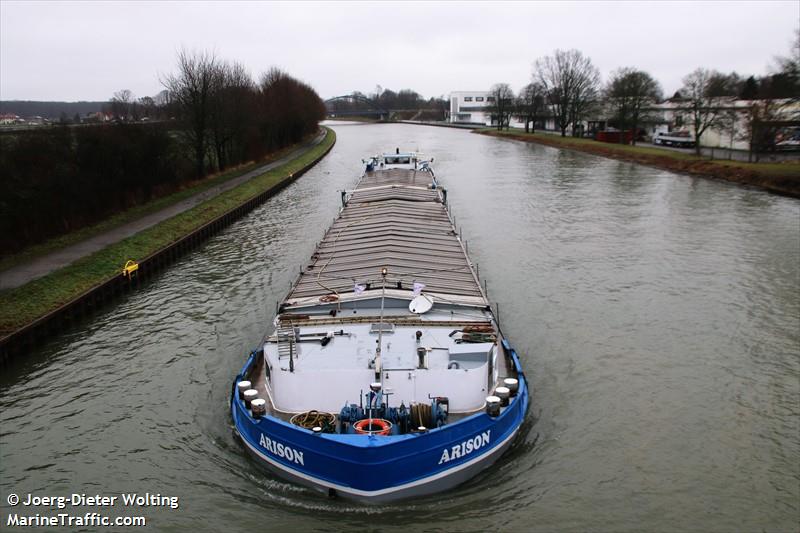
[464, 97, 473, 102]
[476, 97, 484, 102]
[486, 97, 495, 102]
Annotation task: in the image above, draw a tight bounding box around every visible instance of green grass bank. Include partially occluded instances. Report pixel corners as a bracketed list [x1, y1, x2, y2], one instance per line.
[478, 129, 800, 198]
[0, 127, 336, 337]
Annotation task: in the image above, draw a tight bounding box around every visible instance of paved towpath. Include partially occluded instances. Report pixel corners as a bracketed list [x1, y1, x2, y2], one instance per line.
[0, 130, 326, 291]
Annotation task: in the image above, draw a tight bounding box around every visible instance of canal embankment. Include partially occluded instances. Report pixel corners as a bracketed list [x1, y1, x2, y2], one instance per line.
[0, 127, 336, 360]
[477, 129, 800, 198]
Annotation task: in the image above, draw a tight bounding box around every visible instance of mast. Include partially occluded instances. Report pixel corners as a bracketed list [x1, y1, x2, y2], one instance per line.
[375, 267, 387, 383]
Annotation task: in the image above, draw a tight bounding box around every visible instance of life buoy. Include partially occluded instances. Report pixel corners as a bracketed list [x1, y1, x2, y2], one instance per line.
[353, 418, 392, 436]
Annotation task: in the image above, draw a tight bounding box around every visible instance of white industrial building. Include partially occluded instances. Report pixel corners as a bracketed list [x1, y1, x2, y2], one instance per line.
[449, 91, 526, 127]
[448, 91, 494, 125]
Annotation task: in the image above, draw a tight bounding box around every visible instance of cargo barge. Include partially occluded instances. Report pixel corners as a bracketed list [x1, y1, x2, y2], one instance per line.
[231, 150, 529, 502]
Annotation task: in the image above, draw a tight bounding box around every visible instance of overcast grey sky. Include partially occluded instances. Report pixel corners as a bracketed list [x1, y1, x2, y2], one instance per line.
[1, 1, 797, 102]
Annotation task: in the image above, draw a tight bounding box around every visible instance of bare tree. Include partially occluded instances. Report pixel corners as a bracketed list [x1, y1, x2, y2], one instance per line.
[720, 108, 740, 155]
[489, 83, 514, 130]
[706, 72, 743, 98]
[516, 82, 545, 133]
[568, 76, 599, 138]
[397, 89, 421, 109]
[534, 49, 600, 137]
[161, 49, 218, 177]
[258, 67, 326, 151]
[208, 60, 254, 171]
[681, 68, 729, 155]
[138, 96, 156, 119]
[427, 95, 448, 120]
[769, 28, 800, 113]
[730, 31, 799, 161]
[377, 89, 397, 110]
[605, 68, 662, 145]
[111, 89, 134, 120]
[773, 27, 800, 88]
[742, 76, 797, 161]
[739, 76, 759, 100]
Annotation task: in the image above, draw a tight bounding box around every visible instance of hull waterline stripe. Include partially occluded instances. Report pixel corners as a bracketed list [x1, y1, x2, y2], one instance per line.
[236, 421, 520, 498]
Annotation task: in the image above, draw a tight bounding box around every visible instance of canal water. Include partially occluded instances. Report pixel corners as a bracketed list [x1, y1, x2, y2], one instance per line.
[2, 123, 798, 532]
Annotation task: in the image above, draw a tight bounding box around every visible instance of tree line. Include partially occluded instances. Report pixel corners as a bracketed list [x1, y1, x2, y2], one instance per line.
[370, 87, 448, 112]
[328, 87, 448, 117]
[0, 50, 325, 255]
[486, 29, 799, 156]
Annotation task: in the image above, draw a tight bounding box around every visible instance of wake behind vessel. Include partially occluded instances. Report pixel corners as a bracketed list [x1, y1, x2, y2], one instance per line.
[231, 150, 529, 502]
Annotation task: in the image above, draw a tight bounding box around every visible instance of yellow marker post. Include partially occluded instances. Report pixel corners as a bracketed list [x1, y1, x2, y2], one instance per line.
[122, 260, 139, 280]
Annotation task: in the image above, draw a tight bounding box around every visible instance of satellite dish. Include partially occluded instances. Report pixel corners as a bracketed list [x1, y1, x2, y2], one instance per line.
[409, 294, 434, 314]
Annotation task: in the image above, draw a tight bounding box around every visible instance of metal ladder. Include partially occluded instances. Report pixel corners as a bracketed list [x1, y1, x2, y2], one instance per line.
[276, 323, 296, 362]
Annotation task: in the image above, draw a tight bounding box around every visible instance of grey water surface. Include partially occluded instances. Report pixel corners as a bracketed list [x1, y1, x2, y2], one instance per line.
[2, 123, 798, 532]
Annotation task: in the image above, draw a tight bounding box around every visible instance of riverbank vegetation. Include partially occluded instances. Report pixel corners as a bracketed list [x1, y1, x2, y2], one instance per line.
[327, 87, 448, 120]
[0, 127, 335, 336]
[0, 50, 325, 257]
[484, 30, 798, 160]
[0, 139, 320, 273]
[471, 32, 799, 194]
[478, 128, 800, 197]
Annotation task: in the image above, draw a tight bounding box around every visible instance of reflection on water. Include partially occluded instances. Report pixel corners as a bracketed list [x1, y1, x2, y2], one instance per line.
[1, 123, 798, 531]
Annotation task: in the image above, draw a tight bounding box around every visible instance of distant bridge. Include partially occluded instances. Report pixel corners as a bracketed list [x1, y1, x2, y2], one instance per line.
[324, 94, 391, 119]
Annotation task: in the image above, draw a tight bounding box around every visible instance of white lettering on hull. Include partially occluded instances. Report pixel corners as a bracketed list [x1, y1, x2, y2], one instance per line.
[438, 431, 491, 464]
[259, 433, 305, 465]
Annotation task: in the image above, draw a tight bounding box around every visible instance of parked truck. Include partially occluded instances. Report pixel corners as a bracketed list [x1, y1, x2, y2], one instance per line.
[653, 131, 696, 148]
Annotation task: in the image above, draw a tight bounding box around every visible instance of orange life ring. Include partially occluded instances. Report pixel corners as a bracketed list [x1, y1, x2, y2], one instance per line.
[353, 418, 392, 436]
[319, 294, 339, 303]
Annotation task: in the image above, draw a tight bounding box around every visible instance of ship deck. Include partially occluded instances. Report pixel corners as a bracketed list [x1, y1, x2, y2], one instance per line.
[248, 163, 513, 421]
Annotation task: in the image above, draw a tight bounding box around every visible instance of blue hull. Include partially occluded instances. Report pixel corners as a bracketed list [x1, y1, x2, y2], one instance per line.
[231, 344, 529, 502]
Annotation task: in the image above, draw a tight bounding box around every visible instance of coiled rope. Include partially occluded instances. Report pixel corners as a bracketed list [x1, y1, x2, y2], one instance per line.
[290, 410, 336, 430]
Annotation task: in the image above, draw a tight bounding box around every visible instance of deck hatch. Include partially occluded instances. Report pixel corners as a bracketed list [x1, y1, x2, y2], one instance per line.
[370, 322, 395, 334]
